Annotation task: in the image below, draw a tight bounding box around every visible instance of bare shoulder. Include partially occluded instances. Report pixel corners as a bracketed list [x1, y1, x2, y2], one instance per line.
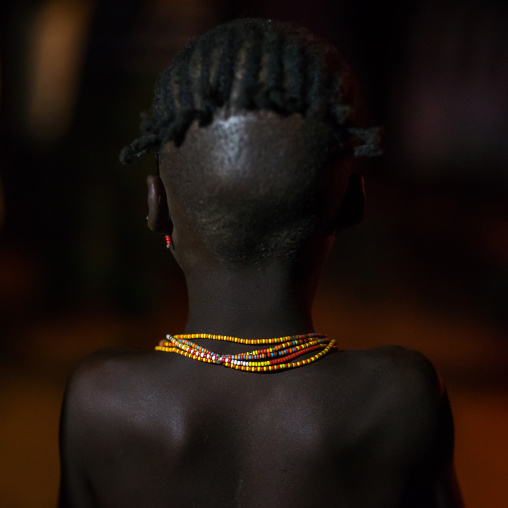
[58, 348, 129, 506]
[349, 345, 445, 401]
[59, 348, 181, 508]
[59, 347, 173, 461]
[369, 344, 445, 399]
[352, 345, 451, 443]
[341, 345, 462, 507]
[60, 347, 163, 428]
[62, 347, 138, 409]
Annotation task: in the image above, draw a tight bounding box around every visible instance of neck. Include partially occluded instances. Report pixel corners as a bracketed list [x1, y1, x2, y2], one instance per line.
[183, 261, 317, 340]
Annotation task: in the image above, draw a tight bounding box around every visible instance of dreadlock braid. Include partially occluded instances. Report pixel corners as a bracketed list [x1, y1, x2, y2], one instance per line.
[120, 18, 381, 164]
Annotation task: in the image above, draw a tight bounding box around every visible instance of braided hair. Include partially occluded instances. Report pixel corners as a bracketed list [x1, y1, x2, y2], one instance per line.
[120, 18, 381, 164]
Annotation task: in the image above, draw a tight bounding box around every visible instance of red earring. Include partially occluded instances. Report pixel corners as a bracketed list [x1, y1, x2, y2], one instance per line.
[165, 234, 171, 248]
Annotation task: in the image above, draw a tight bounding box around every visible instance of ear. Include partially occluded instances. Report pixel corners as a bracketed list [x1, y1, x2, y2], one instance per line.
[336, 173, 365, 230]
[146, 174, 171, 231]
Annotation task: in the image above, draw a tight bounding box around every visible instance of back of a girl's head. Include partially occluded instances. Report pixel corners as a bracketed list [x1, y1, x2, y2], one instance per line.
[122, 18, 380, 266]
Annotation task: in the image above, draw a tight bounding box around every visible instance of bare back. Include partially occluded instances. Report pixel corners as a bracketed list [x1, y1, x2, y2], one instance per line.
[58, 342, 461, 508]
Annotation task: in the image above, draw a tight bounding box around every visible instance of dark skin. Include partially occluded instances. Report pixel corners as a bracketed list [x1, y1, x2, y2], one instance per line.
[58, 113, 463, 508]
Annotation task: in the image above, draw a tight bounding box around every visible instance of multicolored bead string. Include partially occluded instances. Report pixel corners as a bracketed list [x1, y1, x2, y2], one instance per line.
[155, 333, 336, 372]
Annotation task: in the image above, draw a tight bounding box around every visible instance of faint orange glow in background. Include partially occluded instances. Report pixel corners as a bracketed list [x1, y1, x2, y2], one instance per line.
[26, 0, 93, 144]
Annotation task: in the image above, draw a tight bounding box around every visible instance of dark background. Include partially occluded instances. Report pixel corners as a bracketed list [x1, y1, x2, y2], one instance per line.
[1, 0, 507, 506]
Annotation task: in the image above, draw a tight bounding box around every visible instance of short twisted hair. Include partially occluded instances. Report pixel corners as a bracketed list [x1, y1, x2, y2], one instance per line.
[120, 18, 380, 164]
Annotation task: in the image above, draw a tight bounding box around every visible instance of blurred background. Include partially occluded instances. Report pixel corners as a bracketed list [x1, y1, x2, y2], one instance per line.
[0, 0, 507, 506]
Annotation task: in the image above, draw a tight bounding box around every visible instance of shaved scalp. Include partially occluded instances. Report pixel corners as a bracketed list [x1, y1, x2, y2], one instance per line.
[159, 112, 348, 266]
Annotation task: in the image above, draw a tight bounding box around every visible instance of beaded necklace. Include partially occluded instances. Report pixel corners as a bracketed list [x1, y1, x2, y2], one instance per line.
[155, 333, 336, 372]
